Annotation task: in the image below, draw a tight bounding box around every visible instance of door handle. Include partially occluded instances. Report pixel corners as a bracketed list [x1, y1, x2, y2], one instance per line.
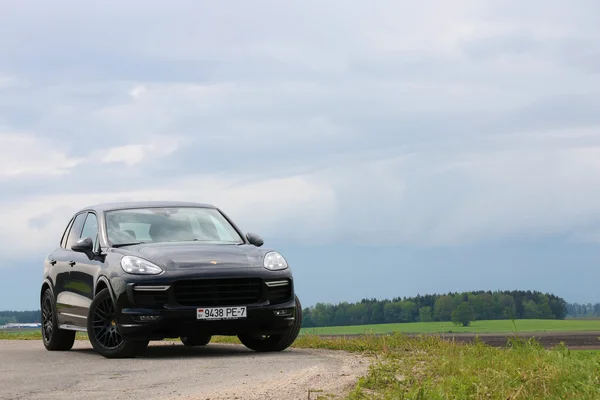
[68, 260, 76, 267]
[49, 259, 57, 266]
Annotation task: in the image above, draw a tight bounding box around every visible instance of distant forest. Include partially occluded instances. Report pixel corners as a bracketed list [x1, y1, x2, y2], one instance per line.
[566, 302, 600, 318]
[301, 290, 576, 328]
[0, 310, 41, 325]
[1, 290, 598, 327]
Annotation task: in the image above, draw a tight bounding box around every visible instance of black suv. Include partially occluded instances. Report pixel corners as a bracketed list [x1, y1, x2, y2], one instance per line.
[40, 201, 302, 358]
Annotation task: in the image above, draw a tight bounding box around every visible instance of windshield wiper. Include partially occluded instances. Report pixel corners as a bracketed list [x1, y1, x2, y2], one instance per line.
[112, 242, 145, 248]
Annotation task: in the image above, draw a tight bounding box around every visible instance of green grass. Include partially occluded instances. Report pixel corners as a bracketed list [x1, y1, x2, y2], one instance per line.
[338, 334, 600, 400]
[300, 319, 600, 335]
[0, 330, 87, 340]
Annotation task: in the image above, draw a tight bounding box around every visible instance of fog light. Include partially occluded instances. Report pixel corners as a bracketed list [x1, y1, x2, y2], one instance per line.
[135, 315, 160, 322]
[273, 309, 292, 317]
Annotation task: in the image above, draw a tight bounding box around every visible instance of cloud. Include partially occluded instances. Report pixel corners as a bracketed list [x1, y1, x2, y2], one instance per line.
[0, 132, 82, 179]
[5, 124, 600, 266]
[129, 85, 147, 99]
[100, 135, 184, 166]
[0, 74, 27, 89]
[311, 131, 600, 247]
[0, 0, 599, 260]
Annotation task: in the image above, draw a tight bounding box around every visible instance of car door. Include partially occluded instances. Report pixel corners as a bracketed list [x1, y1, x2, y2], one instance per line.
[47, 216, 75, 320]
[52, 211, 88, 326]
[66, 211, 103, 321]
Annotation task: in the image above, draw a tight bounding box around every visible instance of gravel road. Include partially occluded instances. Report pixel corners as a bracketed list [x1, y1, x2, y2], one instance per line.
[0, 340, 369, 400]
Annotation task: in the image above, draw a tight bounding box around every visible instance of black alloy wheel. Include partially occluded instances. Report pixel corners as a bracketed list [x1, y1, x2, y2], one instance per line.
[91, 293, 123, 349]
[41, 295, 53, 342]
[87, 288, 149, 358]
[41, 288, 76, 351]
[238, 295, 303, 352]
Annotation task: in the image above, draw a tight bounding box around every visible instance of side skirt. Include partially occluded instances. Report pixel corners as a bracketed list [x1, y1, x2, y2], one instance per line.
[58, 324, 87, 332]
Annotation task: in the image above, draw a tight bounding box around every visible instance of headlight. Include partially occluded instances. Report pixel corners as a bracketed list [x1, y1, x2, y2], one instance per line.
[121, 256, 163, 275]
[263, 251, 288, 271]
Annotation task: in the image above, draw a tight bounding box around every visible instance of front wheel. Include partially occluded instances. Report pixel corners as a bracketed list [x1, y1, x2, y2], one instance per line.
[41, 288, 76, 351]
[238, 295, 303, 352]
[87, 288, 149, 358]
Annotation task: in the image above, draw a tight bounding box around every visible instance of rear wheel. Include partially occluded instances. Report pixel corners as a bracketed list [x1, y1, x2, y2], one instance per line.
[41, 288, 76, 351]
[180, 334, 211, 346]
[87, 288, 149, 358]
[238, 295, 303, 352]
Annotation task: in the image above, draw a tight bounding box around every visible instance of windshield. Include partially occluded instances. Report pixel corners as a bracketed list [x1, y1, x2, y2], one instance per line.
[105, 207, 244, 245]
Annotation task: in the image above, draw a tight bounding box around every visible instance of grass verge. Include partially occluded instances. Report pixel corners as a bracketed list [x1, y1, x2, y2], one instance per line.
[310, 334, 600, 400]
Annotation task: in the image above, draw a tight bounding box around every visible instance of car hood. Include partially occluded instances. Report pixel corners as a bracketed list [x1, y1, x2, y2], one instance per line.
[117, 242, 269, 270]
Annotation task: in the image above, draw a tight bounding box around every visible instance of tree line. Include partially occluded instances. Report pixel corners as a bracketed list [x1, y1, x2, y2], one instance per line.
[2, 292, 597, 327]
[301, 290, 570, 328]
[566, 302, 600, 318]
[0, 310, 40, 325]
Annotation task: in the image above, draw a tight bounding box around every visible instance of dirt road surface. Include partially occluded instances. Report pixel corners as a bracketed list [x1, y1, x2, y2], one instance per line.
[0, 340, 370, 400]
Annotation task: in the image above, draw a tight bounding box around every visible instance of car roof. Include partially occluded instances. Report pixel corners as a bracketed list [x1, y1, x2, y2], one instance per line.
[78, 201, 217, 213]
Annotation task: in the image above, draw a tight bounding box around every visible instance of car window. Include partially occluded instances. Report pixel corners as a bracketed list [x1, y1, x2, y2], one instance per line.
[209, 215, 240, 242]
[81, 212, 99, 248]
[105, 207, 244, 245]
[65, 213, 88, 249]
[60, 217, 75, 248]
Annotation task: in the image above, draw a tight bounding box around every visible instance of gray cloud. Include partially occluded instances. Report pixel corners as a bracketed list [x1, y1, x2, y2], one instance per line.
[1, 1, 600, 258]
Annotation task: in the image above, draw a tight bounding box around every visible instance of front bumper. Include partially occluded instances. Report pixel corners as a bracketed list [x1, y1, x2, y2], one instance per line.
[118, 299, 297, 340]
[110, 268, 297, 340]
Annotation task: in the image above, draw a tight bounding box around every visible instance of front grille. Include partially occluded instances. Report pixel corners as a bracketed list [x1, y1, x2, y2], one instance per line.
[133, 291, 169, 308]
[173, 278, 263, 306]
[266, 280, 292, 305]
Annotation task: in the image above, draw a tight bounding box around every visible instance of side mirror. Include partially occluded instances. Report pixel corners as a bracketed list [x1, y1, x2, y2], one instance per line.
[246, 232, 264, 247]
[71, 237, 95, 258]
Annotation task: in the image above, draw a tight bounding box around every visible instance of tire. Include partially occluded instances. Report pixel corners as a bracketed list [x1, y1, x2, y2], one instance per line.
[238, 295, 303, 352]
[180, 334, 211, 346]
[41, 288, 76, 351]
[87, 288, 149, 358]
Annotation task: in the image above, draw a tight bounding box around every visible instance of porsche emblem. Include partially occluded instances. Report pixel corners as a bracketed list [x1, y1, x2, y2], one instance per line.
[210, 260, 218, 264]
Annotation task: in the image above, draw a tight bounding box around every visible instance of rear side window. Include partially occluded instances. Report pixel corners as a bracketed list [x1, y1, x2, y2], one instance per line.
[60, 218, 75, 248]
[65, 213, 88, 249]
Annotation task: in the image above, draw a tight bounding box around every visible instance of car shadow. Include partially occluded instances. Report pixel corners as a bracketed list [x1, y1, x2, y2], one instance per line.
[70, 342, 304, 360]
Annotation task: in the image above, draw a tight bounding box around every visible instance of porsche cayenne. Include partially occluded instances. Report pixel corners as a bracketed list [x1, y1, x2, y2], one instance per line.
[40, 201, 302, 358]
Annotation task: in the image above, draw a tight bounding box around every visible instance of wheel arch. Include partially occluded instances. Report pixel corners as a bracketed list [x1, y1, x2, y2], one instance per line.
[40, 278, 54, 303]
[94, 276, 116, 303]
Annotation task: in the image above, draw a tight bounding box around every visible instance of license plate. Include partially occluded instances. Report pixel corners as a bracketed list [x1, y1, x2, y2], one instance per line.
[197, 306, 247, 320]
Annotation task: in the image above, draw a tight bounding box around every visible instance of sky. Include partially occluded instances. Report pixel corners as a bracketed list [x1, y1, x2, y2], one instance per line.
[1, 0, 600, 310]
